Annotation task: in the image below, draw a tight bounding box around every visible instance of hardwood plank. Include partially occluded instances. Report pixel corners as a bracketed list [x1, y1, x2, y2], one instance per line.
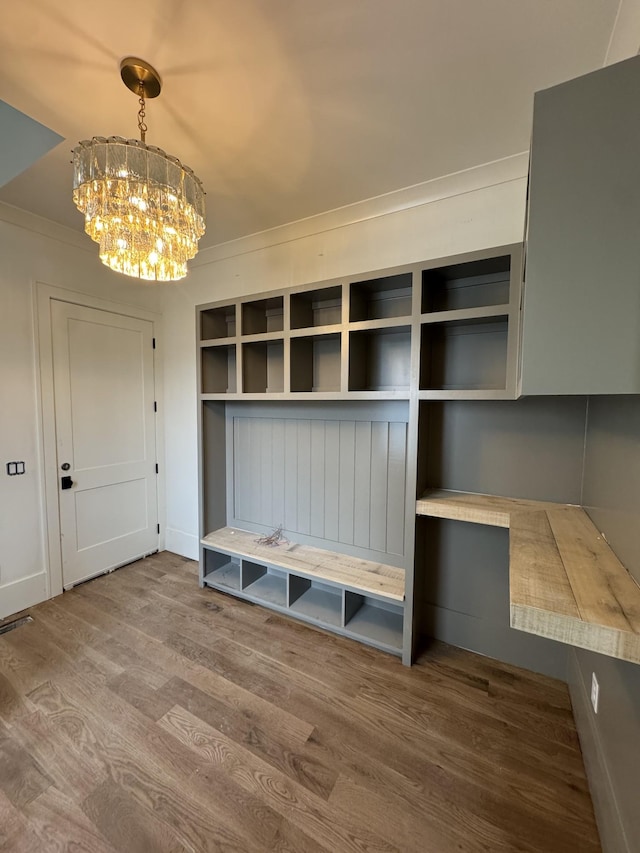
[155, 676, 338, 799]
[0, 788, 42, 852]
[23, 787, 119, 853]
[82, 780, 188, 853]
[21, 601, 126, 682]
[0, 671, 37, 725]
[0, 719, 52, 808]
[8, 709, 106, 802]
[107, 671, 175, 721]
[158, 703, 398, 853]
[27, 678, 272, 853]
[56, 591, 315, 746]
[328, 774, 459, 853]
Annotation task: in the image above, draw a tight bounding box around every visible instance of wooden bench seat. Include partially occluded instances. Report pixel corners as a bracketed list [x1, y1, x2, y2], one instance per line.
[201, 527, 405, 602]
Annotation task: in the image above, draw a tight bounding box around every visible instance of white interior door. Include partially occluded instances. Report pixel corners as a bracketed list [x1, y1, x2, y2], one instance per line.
[51, 300, 158, 588]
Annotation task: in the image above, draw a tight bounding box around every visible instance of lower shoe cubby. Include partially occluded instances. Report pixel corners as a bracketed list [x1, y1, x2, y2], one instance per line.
[288, 576, 342, 627]
[344, 591, 404, 653]
[241, 560, 287, 607]
[202, 548, 241, 591]
[201, 542, 404, 656]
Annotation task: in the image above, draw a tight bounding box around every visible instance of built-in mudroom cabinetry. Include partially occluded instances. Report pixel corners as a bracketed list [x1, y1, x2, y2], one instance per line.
[197, 244, 526, 664]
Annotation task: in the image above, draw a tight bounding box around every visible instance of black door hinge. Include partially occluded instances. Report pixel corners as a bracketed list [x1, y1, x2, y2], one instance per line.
[155, 463, 159, 474]
[157, 523, 160, 534]
[154, 401, 157, 412]
[152, 337, 156, 349]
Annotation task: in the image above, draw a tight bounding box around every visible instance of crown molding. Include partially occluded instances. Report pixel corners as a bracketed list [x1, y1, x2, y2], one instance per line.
[0, 200, 93, 253]
[191, 152, 529, 268]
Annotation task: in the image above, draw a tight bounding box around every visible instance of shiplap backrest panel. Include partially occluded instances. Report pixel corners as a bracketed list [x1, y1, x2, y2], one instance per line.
[227, 403, 408, 565]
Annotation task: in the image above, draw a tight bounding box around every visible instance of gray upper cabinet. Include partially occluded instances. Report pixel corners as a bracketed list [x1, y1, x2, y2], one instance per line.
[520, 55, 640, 395]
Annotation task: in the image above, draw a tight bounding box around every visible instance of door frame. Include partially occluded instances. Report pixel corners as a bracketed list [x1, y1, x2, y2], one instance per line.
[34, 281, 164, 599]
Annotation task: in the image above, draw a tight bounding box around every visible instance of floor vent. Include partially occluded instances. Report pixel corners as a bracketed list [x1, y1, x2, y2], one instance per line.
[0, 615, 33, 635]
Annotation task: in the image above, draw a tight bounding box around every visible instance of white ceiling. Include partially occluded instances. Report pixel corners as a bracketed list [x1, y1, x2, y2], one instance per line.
[0, 0, 623, 248]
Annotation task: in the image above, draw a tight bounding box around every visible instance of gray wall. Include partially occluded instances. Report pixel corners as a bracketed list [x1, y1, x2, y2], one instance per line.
[417, 396, 588, 679]
[570, 396, 640, 853]
[419, 396, 588, 502]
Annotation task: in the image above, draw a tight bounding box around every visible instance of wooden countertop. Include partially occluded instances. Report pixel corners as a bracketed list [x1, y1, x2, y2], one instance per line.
[416, 489, 640, 665]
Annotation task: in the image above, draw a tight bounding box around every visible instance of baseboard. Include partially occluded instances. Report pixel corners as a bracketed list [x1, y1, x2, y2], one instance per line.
[568, 650, 629, 853]
[164, 528, 199, 561]
[422, 603, 568, 680]
[0, 572, 48, 620]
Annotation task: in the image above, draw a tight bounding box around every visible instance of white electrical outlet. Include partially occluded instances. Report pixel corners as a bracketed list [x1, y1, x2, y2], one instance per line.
[591, 672, 599, 714]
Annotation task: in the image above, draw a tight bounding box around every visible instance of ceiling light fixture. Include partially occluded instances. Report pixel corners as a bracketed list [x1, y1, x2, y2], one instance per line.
[72, 57, 205, 282]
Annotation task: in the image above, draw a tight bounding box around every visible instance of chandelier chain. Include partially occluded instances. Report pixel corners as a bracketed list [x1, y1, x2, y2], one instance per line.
[137, 84, 148, 142]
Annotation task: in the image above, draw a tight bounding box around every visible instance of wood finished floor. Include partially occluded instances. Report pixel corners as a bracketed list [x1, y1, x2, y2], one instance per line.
[0, 551, 601, 853]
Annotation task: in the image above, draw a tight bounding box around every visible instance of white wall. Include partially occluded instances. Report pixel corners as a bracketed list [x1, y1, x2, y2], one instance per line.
[160, 155, 529, 557]
[0, 206, 163, 618]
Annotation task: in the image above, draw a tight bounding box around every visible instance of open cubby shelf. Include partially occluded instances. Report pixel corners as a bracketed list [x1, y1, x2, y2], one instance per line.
[349, 326, 411, 392]
[201, 305, 237, 341]
[350, 273, 413, 321]
[201, 527, 404, 654]
[422, 254, 511, 314]
[242, 340, 284, 394]
[290, 333, 341, 393]
[242, 296, 284, 335]
[201, 345, 237, 394]
[419, 317, 508, 392]
[290, 285, 342, 329]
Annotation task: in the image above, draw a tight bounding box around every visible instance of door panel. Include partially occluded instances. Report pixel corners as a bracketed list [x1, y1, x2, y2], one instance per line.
[75, 478, 149, 550]
[51, 301, 158, 588]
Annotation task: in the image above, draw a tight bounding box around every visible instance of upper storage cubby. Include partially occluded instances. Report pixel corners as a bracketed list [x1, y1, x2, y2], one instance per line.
[421, 255, 510, 315]
[290, 333, 341, 393]
[201, 344, 237, 394]
[419, 317, 508, 393]
[349, 273, 412, 322]
[290, 285, 342, 329]
[241, 296, 284, 335]
[242, 340, 284, 394]
[201, 305, 236, 340]
[349, 326, 411, 393]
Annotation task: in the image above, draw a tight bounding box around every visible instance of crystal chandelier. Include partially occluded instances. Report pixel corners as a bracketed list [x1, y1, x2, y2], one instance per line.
[72, 58, 205, 282]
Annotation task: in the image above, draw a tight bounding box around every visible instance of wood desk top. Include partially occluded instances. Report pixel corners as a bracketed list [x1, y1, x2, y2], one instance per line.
[417, 489, 640, 665]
